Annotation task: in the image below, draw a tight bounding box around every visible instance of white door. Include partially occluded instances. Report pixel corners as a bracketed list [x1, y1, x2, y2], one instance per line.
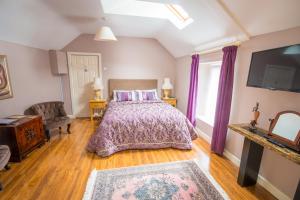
[68, 52, 101, 117]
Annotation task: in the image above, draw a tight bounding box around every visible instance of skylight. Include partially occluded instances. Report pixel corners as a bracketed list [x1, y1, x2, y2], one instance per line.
[166, 4, 190, 22]
[100, 0, 193, 29]
[165, 4, 193, 29]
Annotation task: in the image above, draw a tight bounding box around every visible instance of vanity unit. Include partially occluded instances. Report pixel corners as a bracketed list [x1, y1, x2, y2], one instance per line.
[229, 122, 300, 200]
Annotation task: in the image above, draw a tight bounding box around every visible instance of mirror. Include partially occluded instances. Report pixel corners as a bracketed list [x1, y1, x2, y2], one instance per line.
[269, 111, 300, 152]
[272, 113, 300, 141]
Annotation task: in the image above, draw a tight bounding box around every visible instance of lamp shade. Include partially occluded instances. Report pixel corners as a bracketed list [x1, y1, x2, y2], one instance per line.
[93, 77, 104, 90]
[94, 26, 117, 41]
[162, 78, 173, 89]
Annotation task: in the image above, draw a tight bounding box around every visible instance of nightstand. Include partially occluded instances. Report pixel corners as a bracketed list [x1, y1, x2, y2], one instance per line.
[162, 98, 177, 107]
[89, 99, 107, 123]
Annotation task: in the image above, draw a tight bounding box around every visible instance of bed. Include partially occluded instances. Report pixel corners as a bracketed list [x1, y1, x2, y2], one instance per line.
[87, 79, 197, 157]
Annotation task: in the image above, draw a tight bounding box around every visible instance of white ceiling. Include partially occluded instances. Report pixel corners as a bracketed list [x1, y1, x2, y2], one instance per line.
[0, 0, 299, 57]
[223, 0, 300, 36]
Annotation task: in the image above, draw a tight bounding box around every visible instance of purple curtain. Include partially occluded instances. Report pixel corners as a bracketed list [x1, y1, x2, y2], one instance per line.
[211, 46, 238, 155]
[186, 54, 200, 127]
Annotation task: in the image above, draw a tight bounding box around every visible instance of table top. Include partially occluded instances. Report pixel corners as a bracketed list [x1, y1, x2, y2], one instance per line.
[228, 123, 300, 165]
[0, 115, 40, 128]
[89, 99, 107, 103]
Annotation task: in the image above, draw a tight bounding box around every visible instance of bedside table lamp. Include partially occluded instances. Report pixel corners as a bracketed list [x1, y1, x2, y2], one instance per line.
[162, 78, 173, 99]
[93, 77, 104, 100]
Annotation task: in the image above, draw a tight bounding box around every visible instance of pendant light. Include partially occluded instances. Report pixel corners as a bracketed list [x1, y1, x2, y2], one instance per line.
[94, 17, 117, 41]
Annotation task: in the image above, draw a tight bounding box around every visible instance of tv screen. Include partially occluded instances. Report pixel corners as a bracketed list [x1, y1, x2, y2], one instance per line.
[247, 44, 300, 93]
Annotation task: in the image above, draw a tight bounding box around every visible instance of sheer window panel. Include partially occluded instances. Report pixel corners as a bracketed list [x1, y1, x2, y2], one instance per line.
[196, 61, 221, 126]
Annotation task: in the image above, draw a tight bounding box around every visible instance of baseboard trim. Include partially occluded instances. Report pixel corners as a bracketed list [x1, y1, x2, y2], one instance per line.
[223, 149, 290, 200]
[195, 129, 291, 200]
[195, 127, 211, 144]
[223, 149, 240, 166]
[68, 115, 76, 119]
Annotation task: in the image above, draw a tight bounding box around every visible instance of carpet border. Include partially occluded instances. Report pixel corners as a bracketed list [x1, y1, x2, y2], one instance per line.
[82, 159, 230, 200]
[193, 158, 230, 200]
[82, 169, 97, 200]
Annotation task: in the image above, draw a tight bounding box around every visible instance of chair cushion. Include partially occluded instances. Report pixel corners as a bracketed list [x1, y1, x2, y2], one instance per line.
[0, 145, 11, 169]
[45, 116, 71, 130]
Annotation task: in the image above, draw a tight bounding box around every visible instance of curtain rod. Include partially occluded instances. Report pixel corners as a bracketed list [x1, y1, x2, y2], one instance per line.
[192, 40, 242, 55]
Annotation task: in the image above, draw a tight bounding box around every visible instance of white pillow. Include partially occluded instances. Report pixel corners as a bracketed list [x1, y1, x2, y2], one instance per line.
[113, 90, 137, 101]
[135, 89, 159, 101]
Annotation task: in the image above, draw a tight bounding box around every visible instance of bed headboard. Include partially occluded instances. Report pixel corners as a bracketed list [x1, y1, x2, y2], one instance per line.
[108, 79, 158, 99]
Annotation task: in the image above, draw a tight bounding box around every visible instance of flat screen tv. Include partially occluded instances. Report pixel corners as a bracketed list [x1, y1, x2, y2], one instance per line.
[247, 44, 300, 93]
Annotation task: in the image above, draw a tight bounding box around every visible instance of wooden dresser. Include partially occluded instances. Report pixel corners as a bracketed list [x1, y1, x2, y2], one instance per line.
[0, 116, 45, 162]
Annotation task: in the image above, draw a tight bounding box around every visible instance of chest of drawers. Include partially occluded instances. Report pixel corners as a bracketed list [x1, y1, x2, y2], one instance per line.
[0, 116, 45, 162]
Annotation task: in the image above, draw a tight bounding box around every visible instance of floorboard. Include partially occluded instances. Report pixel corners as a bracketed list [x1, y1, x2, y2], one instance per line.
[0, 119, 276, 200]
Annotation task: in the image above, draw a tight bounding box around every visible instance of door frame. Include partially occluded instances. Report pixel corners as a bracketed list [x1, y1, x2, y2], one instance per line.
[67, 52, 102, 117]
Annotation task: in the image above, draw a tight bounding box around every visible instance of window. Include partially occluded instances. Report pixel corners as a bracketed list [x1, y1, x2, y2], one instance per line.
[100, 0, 193, 29]
[166, 4, 190, 22]
[165, 4, 194, 29]
[196, 61, 221, 126]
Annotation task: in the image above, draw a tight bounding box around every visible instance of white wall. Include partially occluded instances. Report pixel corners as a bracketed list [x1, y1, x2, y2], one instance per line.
[228, 27, 300, 199]
[175, 56, 191, 113]
[0, 40, 62, 118]
[175, 27, 300, 199]
[62, 35, 176, 114]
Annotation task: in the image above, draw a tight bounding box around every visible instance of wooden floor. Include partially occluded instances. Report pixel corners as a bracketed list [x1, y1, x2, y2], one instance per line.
[0, 119, 276, 200]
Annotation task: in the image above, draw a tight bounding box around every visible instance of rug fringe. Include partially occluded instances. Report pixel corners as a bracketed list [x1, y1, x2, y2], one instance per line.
[82, 169, 97, 200]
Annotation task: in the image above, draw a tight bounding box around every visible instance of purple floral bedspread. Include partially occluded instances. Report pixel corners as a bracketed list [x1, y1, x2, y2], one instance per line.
[87, 100, 197, 157]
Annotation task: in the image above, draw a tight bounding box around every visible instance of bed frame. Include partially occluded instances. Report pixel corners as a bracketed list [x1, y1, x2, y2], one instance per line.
[108, 79, 158, 100]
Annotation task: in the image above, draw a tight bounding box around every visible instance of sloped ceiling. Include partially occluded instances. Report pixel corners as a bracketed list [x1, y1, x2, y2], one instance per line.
[223, 0, 300, 36]
[0, 0, 299, 57]
[0, 0, 80, 50]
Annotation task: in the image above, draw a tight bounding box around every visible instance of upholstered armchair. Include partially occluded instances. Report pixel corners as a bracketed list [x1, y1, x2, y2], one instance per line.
[0, 145, 11, 191]
[24, 101, 72, 141]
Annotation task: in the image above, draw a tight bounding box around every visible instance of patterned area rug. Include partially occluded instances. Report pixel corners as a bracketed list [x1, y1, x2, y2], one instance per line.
[83, 160, 229, 200]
